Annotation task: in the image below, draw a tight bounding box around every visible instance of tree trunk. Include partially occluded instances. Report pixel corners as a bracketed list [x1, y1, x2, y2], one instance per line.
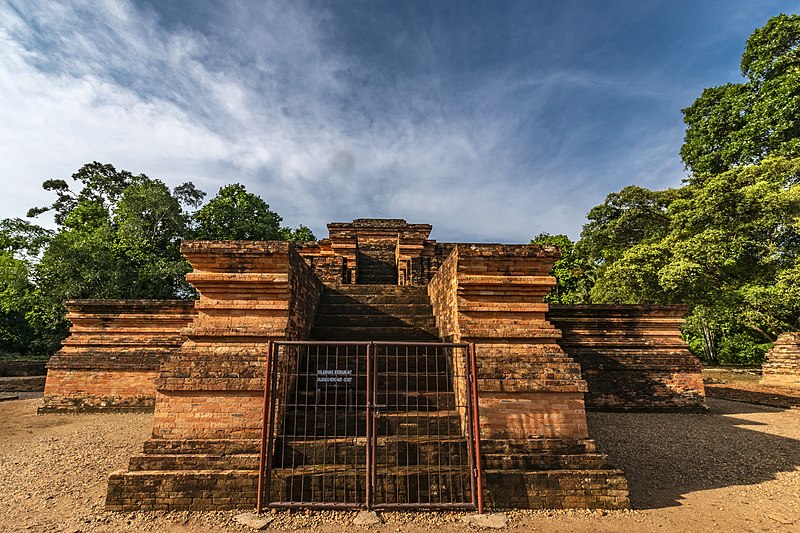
[702, 323, 717, 364]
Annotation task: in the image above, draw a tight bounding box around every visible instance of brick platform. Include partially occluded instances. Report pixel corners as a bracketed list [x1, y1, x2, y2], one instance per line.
[40, 300, 196, 413]
[49, 218, 717, 511]
[106, 241, 322, 511]
[762, 332, 800, 389]
[548, 305, 707, 412]
[427, 244, 629, 509]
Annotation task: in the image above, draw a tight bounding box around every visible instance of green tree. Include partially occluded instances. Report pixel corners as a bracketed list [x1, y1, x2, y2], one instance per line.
[114, 180, 196, 297]
[681, 14, 800, 175]
[0, 219, 54, 357]
[195, 184, 315, 242]
[280, 225, 316, 243]
[582, 156, 800, 364]
[194, 184, 283, 240]
[20, 164, 207, 355]
[577, 15, 800, 365]
[531, 233, 591, 303]
[5, 164, 318, 357]
[579, 185, 676, 264]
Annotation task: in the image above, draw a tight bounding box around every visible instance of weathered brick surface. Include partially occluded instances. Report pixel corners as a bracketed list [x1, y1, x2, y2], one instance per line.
[0, 360, 47, 376]
[427, 243, 629, 509]
[40, 300, 195, 413]
[0, 375, 46, 392]
[299, 218, 437, 285]
[108, 240, 323, 511]
[548, 305, 706, 412]
[762, 332, 800, 389]
[41, 370, 160, 412]
[484, 469, 629, 509]
[95, 222, 731, 511]
[152, 390, 264, 439]
[106, 470, 259, 511]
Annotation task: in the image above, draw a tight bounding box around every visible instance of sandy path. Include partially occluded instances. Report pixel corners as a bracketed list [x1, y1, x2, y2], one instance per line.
[1, 398, 797, 532]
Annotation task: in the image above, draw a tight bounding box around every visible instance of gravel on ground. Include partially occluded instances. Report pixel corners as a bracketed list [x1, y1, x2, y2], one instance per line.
[1, 396, 798, 532]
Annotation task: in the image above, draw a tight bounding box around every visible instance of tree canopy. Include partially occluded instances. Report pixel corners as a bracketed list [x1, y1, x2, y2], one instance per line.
[1, 163, 315, 358]
[681, 14, 800, 176]
[540, 15, 800, 365]
[530, 233, 592, 304]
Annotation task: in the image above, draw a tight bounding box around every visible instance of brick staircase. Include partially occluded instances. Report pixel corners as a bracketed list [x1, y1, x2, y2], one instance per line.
[264, 283, 475, 506]
[356, 244, 397, 284]
[311, 285, 438, 341]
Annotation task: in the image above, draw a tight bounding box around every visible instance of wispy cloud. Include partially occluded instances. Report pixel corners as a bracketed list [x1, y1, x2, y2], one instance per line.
[0, 0, 792, 241]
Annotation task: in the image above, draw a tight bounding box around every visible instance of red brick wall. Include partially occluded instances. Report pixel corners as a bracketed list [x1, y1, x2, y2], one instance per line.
[548, 305, 706, 411]
[151, 241, 321, 439]
[152, 390, 264, 439]
[426, 246, 460, 342]
[479, 392, 588, 439]
[427, 244, 590, 439]
[42, 370, 160, 411]
[40, 300, 195, 413]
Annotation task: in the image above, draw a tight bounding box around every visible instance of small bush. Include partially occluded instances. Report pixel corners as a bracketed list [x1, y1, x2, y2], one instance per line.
[716, 332, 771, 366]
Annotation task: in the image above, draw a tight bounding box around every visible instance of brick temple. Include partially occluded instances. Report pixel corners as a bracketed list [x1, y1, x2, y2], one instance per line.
[42, 218, 706, 511]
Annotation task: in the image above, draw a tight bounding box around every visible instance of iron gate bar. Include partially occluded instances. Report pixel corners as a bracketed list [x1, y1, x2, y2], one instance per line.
[256, 341, 272, 514]
[258, 340, 482, 512]
[469, 342, 484, 514]
[365, 341, 372, 508]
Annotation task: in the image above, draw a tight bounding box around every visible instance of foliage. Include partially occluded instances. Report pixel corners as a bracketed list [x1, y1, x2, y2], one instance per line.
[579, 186, 676, 264]
[577, 156, 799, 364]
[194, 184, 283, 240]
[281, 224, 316, 243]
[545, 15, 800, 365]
[717, 332, 771, 366]
[195, 184, 315, 242]
[530, 233, 591, 303]
[0, 219, 56, 357]
[11, 163, 205, 355]
[1, 164, 314, 357]
[681, 14, 800, 175]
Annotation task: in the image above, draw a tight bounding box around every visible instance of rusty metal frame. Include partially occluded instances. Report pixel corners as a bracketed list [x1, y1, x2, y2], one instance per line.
[257, 340, 482, 512]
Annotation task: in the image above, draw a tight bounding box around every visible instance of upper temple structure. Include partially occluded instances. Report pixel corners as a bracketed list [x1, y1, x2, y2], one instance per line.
[41, 218, 707, 512]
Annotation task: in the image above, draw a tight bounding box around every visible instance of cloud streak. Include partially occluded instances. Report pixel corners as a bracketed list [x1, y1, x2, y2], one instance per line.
[0, 0, 793, 241]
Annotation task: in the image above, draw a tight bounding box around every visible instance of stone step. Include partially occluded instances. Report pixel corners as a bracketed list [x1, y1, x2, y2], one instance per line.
[273, 437, 470, 467]
[292, 371, 454, 392]
[476, 360, 583, 380]
[320, 294, 431, 306]
[129, 453, 259, 471]
[142, 439, 259, 455]
[482, 469, 629, 509]
[268, 466, 472, 505]
[287, 391, 458, 411]
[481, 453, 611, 471]
[326, 285, 428, 295]
[280, 409, 464, 437]
[311, 326, 438, 341]
[316, 303, 434, 316]
[312, 314, 436, 328]
[292, 348, 451, 361]
[106, 470, 259, 511]
[289, 360, 453, 378]
[480, 438, 597, 455]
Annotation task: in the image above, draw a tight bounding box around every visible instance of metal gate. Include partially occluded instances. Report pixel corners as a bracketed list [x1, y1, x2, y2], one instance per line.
[257, 341, 483, 512]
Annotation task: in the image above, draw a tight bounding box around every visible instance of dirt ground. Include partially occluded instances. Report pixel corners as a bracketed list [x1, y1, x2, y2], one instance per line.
[703, 367, 800, 409]
[1, 394, 798, 533]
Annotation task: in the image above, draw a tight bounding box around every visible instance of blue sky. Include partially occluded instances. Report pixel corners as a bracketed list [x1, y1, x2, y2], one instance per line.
[0, 1, 796, 242]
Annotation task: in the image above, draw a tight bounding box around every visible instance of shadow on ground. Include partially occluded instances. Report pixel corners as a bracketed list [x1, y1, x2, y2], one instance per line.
[704, 384, 800, 409]
[588, 397, 800, 510]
